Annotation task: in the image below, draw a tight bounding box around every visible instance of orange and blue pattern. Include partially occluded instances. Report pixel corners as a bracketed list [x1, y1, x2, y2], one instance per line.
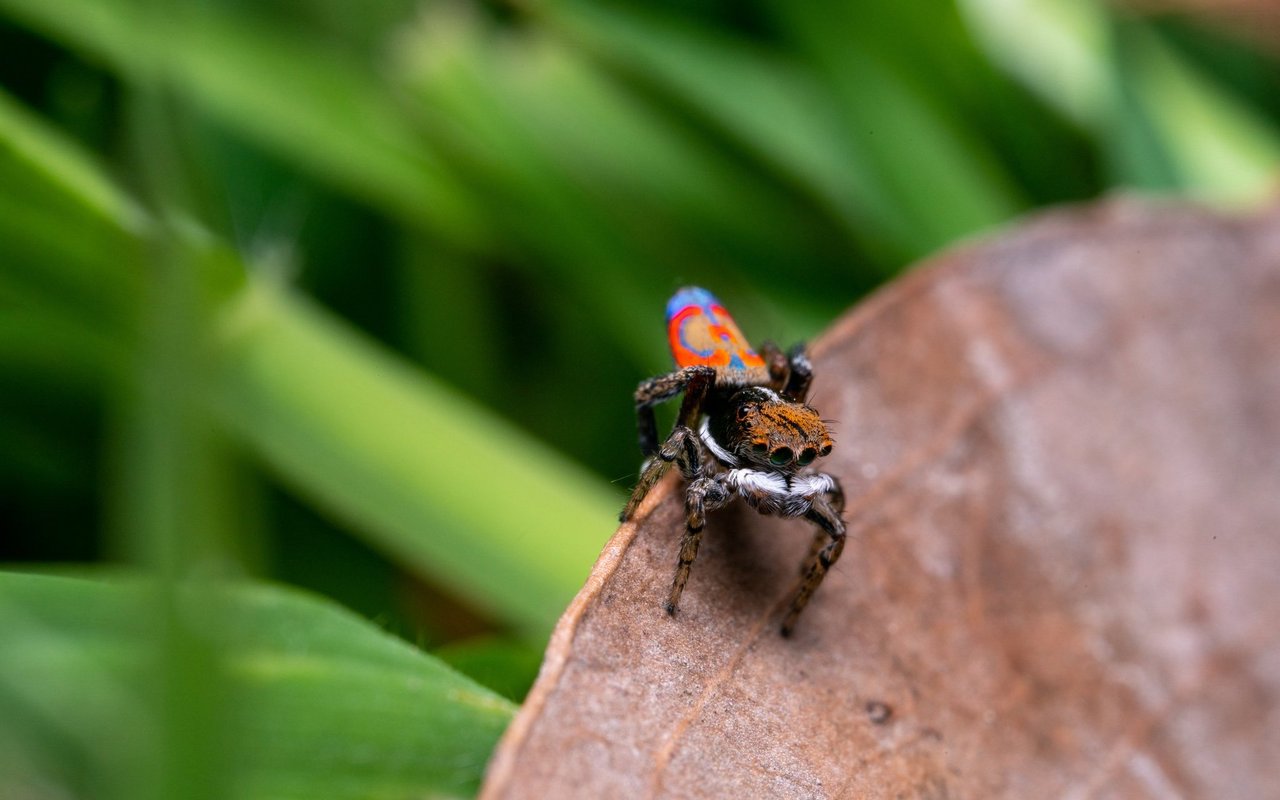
[666, 287, 767, 383]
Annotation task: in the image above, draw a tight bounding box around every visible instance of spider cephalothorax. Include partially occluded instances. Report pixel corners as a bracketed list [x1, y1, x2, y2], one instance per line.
[621, 287, 846, 636]
[709, 386, 834, 472]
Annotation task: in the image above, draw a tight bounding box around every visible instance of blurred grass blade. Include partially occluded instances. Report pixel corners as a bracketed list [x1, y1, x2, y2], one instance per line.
[1117, 23, 1280, 201]
[773, 3, 1024, 256]
[958, 0, 1280, 204]
[544, 2, 903, 260]
[0, 87, 145, 328]
[0, 0, 486, 244]
[956, 0, 1113, 129]
[212, 281, 619, 637]
[393, 6, 836, 359]
[0, 85, 617, 636]
[0, 572, 515, 799]
[0, 87, 147, 234]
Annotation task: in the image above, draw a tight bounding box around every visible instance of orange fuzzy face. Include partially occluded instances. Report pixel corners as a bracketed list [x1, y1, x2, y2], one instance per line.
[723, 389, 833, 472]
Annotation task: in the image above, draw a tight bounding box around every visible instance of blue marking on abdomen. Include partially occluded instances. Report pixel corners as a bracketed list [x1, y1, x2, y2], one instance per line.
[665, 286, 717, 324]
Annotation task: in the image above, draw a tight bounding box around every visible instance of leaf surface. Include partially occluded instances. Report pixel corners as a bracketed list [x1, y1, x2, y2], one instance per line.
[0, 572, 516, 799]
[482, 198, 1280, 798]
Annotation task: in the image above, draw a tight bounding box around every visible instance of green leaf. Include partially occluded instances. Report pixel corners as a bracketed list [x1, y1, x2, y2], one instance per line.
[0, 571, 515, 800]
[434, 636, 544, 704]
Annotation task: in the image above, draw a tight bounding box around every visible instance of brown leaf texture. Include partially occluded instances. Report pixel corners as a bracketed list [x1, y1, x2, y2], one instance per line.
[482, 198, 1280, 799]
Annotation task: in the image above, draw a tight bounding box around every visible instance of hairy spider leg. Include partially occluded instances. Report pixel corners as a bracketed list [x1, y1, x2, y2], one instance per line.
[631, 365, 717, 459]
[800, 481, 846, 575]
[759, 340, 791, 390]
[666, 475, 731, 616]
[782, 343, 814, 401]
[621, 366, 716, 521]
[781, 495, 847, 637]
[757, 341, 815, 401]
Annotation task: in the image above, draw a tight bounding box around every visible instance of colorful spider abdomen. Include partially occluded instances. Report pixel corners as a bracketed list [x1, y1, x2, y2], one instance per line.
[666, 286, 768, 385]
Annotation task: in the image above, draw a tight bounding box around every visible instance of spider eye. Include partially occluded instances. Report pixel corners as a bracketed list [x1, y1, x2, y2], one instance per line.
[751, 443, 768, 456]
[798, 448, 817, 466]
[769, 447, 793, 466]
[819, 443, 833, 457]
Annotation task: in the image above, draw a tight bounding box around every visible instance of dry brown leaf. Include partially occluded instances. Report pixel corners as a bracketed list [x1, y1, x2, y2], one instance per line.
[482, 198, 1280, 799]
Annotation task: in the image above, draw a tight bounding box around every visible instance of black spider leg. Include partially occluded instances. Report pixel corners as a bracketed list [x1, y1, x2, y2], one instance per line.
[760, 340, 790, 390]
[782, 343, 813, 401]
[781, 484, 846, 637]
[666, 472, 731, 616]
[800, 480, 846, 574]
[758, 341, 814, 401]
[620, 365, 716, 521]
[632, 365, 717, 459]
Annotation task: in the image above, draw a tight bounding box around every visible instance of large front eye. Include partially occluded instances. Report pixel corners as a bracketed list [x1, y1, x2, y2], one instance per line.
[769, 447, 793, 466]
[797, 448, 817, 466]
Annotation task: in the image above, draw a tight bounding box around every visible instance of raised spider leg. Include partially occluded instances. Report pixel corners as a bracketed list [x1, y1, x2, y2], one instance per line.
[757, 341, 814, 401]
[783, 343, 813, 401]
[667, 474, 731, 616]
[781, 490, 846, 637]
[632, 365, 717, 458]
[759, 340, 790, 391]
[621, 366, 715, 522]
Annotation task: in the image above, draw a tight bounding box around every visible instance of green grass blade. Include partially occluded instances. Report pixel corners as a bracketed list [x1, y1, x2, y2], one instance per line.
[958, 0, 1280, 204]
[393, 6, 833, 359]
[0, 0, 486, 244]
[545, 2, 902, 260]
[211, 282, 619, 637]
[0, 79, 618, 637]
[773, 3, 1024, 256]
[957, 0, 1113, 129]
[0, 571, 515, 799]
[1118, 24, 1280, 202]
[0, 88, 147, 234]
[0, 88, 146, 328]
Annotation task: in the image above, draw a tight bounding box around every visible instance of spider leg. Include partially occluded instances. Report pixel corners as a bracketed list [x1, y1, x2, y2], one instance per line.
[757, 341, 814, 401]
[620, 425, 696, 521]
[621, 367, 715, 521]
[633, 365, 717, 457]
[782, 343, 813, 401]
[799, 480, 846, 574]
[759, 340, 790, 391]
[666, 474, 731, 616]
[781, 490, 846, 637]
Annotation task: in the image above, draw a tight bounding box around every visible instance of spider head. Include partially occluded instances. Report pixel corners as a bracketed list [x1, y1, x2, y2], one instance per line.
[720, 387, 833, 473]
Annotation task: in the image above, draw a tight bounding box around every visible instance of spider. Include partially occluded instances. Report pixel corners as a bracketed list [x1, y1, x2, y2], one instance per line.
[621, 286, 846, 637]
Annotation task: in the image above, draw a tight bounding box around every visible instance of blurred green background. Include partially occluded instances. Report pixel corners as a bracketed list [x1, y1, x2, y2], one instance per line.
[1, 0, 1277, 797]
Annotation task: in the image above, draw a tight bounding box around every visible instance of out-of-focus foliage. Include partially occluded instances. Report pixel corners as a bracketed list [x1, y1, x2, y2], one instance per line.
[1, 0, 1276, 796]
[0, 572, 514, 799]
